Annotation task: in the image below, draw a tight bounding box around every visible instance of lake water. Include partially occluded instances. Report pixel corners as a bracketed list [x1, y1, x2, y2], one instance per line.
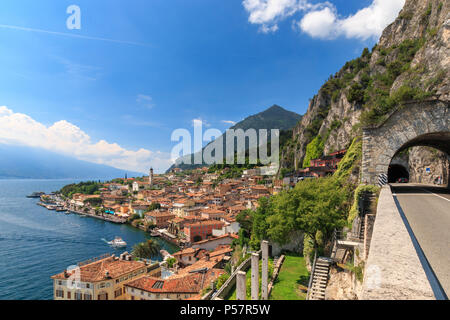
[0, 179, 178, 300]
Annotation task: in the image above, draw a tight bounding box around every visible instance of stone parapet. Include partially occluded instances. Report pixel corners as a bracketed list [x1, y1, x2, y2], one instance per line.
[362, 186, 435, 300]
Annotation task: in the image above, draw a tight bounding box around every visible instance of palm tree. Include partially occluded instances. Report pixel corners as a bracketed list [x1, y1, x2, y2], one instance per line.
[132, 239, 161, 259]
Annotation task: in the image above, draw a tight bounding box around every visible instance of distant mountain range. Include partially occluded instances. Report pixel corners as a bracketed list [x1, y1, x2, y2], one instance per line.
[167, 105, 302, 172]
[0, 144, 142, 180]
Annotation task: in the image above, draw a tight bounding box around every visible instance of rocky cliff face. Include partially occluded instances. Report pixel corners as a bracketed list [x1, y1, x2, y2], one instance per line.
[281, 0, 449, 174]
[409, 147, 449, 184]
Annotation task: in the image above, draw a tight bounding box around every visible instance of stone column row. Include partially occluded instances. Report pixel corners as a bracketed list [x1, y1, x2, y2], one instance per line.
[236, 240, 269, 300]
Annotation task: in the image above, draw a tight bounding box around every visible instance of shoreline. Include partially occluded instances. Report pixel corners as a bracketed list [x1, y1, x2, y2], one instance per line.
[37, 199, 181, 251]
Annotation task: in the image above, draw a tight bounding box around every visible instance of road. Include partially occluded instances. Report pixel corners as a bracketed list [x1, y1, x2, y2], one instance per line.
[391, 183, 450, 298]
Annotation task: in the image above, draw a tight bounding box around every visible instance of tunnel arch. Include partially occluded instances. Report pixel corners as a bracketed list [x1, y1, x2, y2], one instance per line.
[388, 164, 409, 183]
[361, 100, 450, 186]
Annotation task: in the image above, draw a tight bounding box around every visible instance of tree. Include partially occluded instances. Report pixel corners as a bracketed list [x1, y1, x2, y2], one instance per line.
[236, 210, 253, 235]
[148, 202, 161, 211]
[132, 239, 161, 259]
[267, 177, 349, 252]
[249, 197, 272, 250]
[166, 257, 177, 268]
[128, 213, 141, 222]
[83, 197, 102, 207]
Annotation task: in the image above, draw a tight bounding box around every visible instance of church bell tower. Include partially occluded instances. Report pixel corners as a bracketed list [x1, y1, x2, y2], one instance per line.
[149, 168, 154, 186]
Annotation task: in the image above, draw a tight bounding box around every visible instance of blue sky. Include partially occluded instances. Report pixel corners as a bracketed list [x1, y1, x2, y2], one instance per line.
[0, 0, 405, 173]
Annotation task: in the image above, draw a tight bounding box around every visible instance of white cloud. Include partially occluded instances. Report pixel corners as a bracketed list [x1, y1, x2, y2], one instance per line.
[136, 94, 155, 109]
[243, 0, 316, 33]
[298, 6, 337, 39]
[337, 0, 405, 40]
[221, 120, 237, 125]
[0, 106, 173, 173]
[243, 0, 405, 40]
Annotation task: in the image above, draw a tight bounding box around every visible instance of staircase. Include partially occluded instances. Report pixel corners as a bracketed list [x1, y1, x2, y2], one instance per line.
[359, 216, 366, 241]
[308, 257, 332, 300]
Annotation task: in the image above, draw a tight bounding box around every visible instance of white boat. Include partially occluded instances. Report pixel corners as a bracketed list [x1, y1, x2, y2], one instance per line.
[107, 237, 127, 248]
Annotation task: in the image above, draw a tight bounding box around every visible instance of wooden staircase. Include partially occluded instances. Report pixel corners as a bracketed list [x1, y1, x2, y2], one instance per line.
[308, 257, 332, 300]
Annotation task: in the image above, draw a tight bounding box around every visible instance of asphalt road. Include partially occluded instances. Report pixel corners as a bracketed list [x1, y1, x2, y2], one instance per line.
[391, 183, 450, 298]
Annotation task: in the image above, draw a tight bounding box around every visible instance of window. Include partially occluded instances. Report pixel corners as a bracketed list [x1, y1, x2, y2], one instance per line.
[114, 288, 122, 298]
[56, 289, 64, 298]
[67, 291, 72, 300]
[75, 292, 83, 300]
[98, 293, 108, 300]
[84, 293, 92, 300]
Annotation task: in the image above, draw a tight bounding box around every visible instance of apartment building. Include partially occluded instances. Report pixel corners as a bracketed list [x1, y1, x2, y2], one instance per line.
[51, 253, 160, 300]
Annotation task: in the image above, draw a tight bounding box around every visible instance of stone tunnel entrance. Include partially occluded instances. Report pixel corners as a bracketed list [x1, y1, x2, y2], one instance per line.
[388, 164, 409, 183]
[361, 100, 450, 187]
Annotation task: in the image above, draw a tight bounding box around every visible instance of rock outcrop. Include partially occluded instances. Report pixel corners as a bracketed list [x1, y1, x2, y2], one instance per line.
[409, 146, 449, 184]
[281, 0, 449, 175]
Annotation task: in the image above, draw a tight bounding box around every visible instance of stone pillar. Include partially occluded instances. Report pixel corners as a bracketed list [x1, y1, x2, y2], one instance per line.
[261, 240, 269, 300]
[236, 271, 247, 300]
[251, 253, 259, 300]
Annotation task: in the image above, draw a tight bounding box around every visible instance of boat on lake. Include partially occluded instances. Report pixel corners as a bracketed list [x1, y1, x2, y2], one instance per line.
[107, 237, 127, 248]
[150, 230, 160, 237]
[27, 192, 45, 198]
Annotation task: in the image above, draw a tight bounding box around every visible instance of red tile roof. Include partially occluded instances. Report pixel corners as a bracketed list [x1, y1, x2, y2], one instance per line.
[51, 256, 146, 282]
[125, 268, 224, 294]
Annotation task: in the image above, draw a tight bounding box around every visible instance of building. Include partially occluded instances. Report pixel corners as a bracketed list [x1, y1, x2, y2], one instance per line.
[145, 210, 176, 228]
[296, 149, 347, 179]
[149, 168, 154, 187]
[212, 217, 240, 237]
[51, 253, 161, 300]
[200, 208, 226, 221]
[183, 220, 225, 243]
[124, 268, 224, 300]
[172, 244, 233, 267]
[172, 199, 196, 217]
[191, 233, 238, 251]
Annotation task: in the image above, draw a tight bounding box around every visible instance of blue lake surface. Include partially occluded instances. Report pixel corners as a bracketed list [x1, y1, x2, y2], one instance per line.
[0, 179, 178, 300]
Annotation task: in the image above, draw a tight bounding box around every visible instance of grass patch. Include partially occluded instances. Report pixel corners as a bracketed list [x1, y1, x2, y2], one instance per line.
[269, 254, 309, 300]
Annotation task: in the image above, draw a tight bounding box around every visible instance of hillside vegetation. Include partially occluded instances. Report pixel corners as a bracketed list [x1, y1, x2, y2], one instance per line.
[280, 0, 449, 172]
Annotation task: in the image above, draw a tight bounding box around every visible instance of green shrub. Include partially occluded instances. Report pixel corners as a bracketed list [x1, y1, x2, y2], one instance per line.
[302, 135, 325, 168]
[421, 3, 433, 22]
[215, 273, 230, 290]
[334, 138, 362, 181]
[347, 185, 380, 224]
[347, 82, 365, 104]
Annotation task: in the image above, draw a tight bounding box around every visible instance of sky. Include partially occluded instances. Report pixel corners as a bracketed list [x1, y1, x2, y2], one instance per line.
[0, 0, 405, 174]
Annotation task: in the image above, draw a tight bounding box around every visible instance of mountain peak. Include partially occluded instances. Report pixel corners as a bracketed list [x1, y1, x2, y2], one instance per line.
[231, 105, 302, 131]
